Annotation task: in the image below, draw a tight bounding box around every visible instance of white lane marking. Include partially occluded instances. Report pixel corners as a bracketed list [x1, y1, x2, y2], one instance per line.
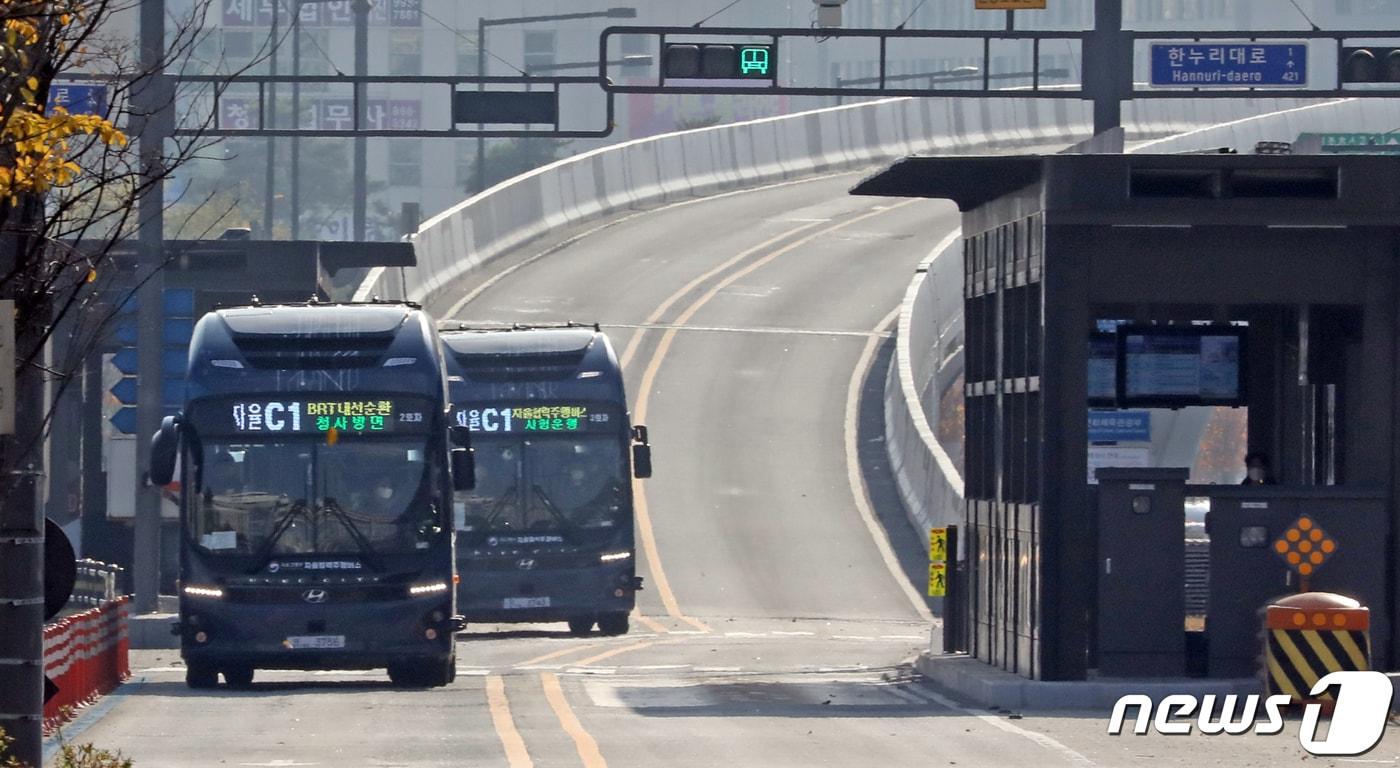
[882, 634, 927, 641]
[901, 684, 1097, 766]
[724, 632, 768, 638]
[312, 669, 374, 676]
[138, 666, 185, 673]
[845, 304, 936, 623]
[607, 322, 891, 339]
[693, 666, 743, 673]
[770, 630, 816, 636]
[667, 630, 708, 635]
[444, 170, 862, 320]
[456, 668, 493, 676]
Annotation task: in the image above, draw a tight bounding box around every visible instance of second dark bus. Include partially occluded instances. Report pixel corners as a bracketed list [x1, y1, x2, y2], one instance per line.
[441, 324, 651, 636]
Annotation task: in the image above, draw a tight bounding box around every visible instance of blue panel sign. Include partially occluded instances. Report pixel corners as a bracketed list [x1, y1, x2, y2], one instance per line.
[108, 406, 137, 435]
[1150, 42, 1306, 88]
[46, 83, 108, 116]
[1088, 410, 1151, 443]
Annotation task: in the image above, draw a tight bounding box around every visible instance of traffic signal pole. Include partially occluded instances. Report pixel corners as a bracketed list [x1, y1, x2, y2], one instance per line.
[133, 0, 169, 617]
[1088, 0, 1128, 136]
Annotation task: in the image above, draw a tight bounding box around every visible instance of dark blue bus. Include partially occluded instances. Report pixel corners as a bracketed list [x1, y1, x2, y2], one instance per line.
[440, 324, 651, 636]
[149, 302, 474, 688]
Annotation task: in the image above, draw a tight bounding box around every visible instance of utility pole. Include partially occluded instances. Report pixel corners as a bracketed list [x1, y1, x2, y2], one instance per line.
[264, 3, 279, 238]
[0, 313, 45, 768]
[133, 0, 170, 617]
[475, 15, 486, 194]
[291, 2, 302, 239]
[1088, 0, 1129, 136]
[352, 0, 369, 241]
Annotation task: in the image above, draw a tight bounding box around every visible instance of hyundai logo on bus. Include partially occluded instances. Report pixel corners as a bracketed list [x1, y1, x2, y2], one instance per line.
[1108, 670, 1392, 756]
[302, 589, 329, 604]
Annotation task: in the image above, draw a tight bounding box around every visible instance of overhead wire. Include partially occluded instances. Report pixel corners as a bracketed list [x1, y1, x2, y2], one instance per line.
[418, 6, 527, 76]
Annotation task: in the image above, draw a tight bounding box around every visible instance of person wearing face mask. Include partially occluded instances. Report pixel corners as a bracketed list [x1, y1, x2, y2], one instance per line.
[1241, 452, 1275, 485]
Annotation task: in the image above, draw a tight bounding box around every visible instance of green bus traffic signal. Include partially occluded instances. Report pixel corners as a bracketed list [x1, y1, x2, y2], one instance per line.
[740, 47, 770, 77]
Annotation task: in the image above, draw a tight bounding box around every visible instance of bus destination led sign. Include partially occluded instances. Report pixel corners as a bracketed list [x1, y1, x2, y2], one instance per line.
[455, 404, 612, 434]
[224, 399, 428, 434]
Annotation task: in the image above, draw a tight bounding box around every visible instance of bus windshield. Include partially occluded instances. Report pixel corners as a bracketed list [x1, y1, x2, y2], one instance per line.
[191, 437, 444, 557]
[459, 436, 627, 537]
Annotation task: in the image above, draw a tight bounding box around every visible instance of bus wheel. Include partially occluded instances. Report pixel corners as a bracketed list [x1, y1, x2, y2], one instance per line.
[186, 663, 218, 689]
[597, 613, 629, 636]
[222, 666, 255, 689]
[567, 617, 595, 636]
[387, 662, 424, 688]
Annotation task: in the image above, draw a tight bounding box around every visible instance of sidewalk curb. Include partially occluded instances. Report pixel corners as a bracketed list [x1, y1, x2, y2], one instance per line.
[916, 652, 1261, 711]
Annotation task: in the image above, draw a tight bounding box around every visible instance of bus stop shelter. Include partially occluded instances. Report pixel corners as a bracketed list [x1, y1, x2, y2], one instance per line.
[853, 153, 1400, 681]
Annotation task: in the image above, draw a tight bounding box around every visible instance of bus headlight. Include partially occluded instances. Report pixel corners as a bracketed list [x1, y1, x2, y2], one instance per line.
[409, 581, 450, 596]
[599, 551, 632, 563]
[182, 585, 224, 599]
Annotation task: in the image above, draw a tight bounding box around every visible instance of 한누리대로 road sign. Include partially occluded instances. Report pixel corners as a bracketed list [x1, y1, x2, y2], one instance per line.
[1150, 42, 1307, 88]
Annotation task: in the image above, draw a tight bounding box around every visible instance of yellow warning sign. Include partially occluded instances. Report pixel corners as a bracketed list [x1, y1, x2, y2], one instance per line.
[1273, 515, 1337, 578]
[975, 0, 1046, 9]
[928, 562, 947, 597]
[929, 527, 948, 562]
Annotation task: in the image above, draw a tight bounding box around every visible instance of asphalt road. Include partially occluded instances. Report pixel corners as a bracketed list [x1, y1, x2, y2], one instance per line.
[62, 172, 1400, 767]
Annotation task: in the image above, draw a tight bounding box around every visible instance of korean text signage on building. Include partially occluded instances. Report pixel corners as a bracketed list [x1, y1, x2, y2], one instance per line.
[1308, 132, 1400, 154]
[455, 405, 612, 434]
[1150, 43, 1307, 88]
[223, 0, 420, 27]
[221, 399, 429, 434]
[1088, 411, 1151, 443]
[46, 83, 108, 116]
[218, 98, 421, 132]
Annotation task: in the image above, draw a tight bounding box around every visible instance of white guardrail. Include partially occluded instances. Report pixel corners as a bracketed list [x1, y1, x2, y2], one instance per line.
[884, 96, 1400, 539]
[353, 95, 1306, 312]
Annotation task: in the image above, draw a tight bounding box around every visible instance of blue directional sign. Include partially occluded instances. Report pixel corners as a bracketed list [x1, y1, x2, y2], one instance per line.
[46, 83, 108, 116]
[1150, 42, 1306, 88]
[109, 377, 138, 404]
[108, 406, 137, 435]
[111, 348, 138, 376]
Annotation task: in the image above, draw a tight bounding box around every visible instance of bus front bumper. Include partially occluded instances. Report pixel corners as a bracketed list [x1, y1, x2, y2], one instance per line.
[458, 563, 640, 623]
[178, 594, 457, 670]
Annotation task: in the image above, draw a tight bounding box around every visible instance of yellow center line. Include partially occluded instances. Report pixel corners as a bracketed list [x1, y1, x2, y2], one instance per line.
[631, 608, 669, 635]
[516, 641, 610, 668]
[617, 221, 824, 370]
[629, 201, 919, 633]
[485, 675, 533, 768]
[541, 672, 608, 768]
[567, 640, 658, 668]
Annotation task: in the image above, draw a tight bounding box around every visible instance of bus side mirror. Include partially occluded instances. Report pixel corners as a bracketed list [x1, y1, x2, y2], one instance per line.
[631, 424, 651, 479]
[149, 415, 181, 486]
[450, 425, 472, 449]
[451, 448, 476, 491]
[632, 444, 652, 479]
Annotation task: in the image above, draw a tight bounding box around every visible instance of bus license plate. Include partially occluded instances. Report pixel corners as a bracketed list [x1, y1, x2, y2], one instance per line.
[285, 635, 346, 650]
[503, 597, 550, 609]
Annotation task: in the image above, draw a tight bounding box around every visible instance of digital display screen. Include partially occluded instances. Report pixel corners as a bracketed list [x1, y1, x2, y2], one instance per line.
[1087, 333, 1117, 405]
[454, 404, 614, 434]
[1117, 326, 1245, 406]
[202, 398, 431, 434]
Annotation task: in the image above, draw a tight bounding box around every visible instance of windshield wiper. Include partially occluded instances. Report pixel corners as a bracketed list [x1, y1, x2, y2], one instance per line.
[249, 498, 310, 574]
[530, 485, 579, 543]
[318, 498, 383, 572]
[479, 483, 520, 529]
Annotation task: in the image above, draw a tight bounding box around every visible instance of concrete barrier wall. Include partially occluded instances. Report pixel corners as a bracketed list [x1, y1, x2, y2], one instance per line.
[354, 95, 1309, 311]
[882, 96, 1400, 555]
[1136, 98, 1400, 154]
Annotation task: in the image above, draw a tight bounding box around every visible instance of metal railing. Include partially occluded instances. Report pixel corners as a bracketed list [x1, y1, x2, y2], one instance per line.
[69, 559, 125, 610]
